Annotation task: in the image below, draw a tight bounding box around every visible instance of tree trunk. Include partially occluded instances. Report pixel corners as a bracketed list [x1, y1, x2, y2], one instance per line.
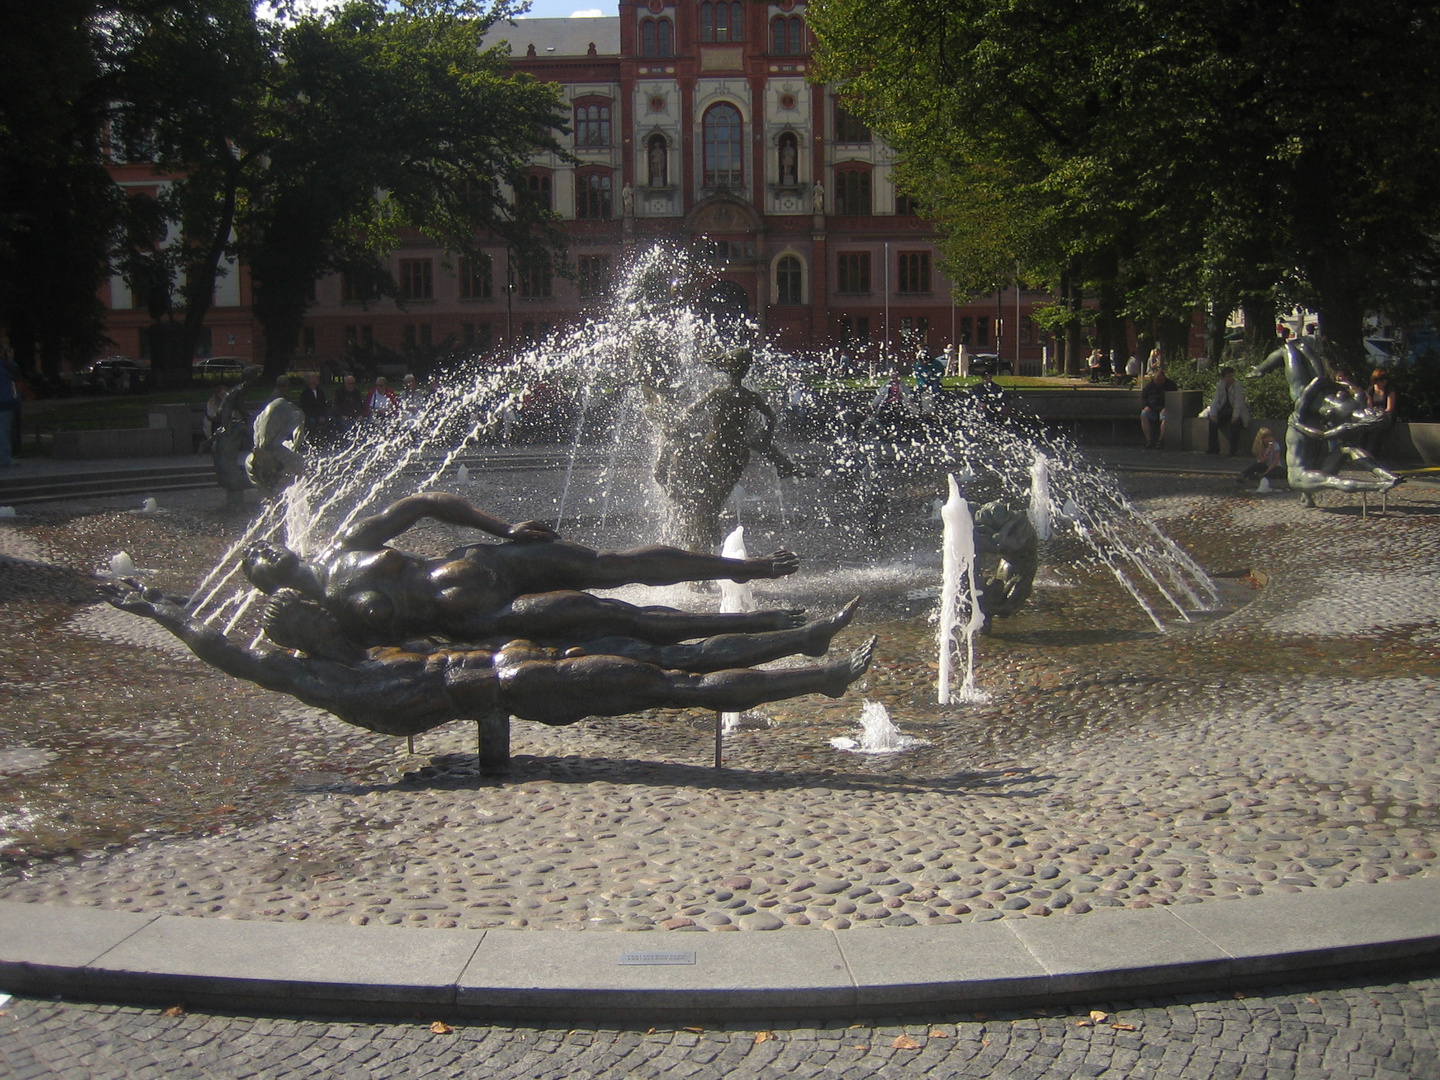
[1240, 296, 1276, 368]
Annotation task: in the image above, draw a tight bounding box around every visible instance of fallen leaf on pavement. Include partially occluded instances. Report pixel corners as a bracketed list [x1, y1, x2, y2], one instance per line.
[754, 1031, 773, 1044]
[162, 1005, 185, 1018]
[1089, 1010, 1108, 1023]
[893, 1035, 921, 1049]
[429, 1021, 453, 1035]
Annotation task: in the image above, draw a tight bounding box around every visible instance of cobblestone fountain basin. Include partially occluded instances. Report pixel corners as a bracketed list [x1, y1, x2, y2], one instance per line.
[1, 463, 1437, 935]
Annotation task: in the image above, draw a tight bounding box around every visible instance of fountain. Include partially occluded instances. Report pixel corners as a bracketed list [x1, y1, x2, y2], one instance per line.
[830, 700, 929, 753]
[1, 242, 1329, 946]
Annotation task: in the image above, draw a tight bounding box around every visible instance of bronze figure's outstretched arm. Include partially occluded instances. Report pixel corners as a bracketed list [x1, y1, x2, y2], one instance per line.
[333, 493, 558, 552]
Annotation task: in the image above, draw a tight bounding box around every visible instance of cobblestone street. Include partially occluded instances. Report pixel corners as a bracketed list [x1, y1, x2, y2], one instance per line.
[3, 968, 1438, 1079]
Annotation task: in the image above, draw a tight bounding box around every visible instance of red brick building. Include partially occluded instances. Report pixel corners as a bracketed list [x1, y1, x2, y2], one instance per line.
[102, 3, 1048, 373]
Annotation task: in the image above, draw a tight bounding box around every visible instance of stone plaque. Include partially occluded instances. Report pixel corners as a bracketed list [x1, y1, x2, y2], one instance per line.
[619, 951, 697, 966]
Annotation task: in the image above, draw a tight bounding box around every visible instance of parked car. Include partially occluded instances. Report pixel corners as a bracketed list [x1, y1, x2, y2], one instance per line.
[193, 356, 260, 382]
[1364, 337, 1407, 365]
[966, 352, 1014, 377]
[79, 356, 150, 394]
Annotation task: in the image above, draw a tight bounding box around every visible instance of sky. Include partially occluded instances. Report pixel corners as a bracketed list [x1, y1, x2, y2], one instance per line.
[260, 0, 611, 22]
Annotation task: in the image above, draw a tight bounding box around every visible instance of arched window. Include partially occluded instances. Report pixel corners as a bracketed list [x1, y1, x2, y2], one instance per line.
[640, 17, 673, 57]
[771, 16, 803, 55]
[646, 134, 668, 187]
[777, 132, 798, 186]
[700, 1, 743, 42]
[776, 256, 803, 305]
[574, 101, 612, 148]
[703, 103, 743, 188]
[834, 102, 871, 145]
[523, 172, 552, 211]
[576, 171, 612, 219]
[834, 167, 871, 215]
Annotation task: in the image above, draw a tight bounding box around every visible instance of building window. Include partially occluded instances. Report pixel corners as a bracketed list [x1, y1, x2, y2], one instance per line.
[646, 134, 668, 187]
[775, 255, 803, 305]
[302, 326, 316, 355]
[838, 316, 870, 345]
[834, 102, 871, 145]
[518, 262, 552, 298]
[458, 257, 492, 299]
[575, 102, 612, 148]
[777, 132, 798, 186]
[463, 322, 492, 351]
[403, 324, 433, 349]
[837, 251, 871, 294]
[523, 173, 552, 211]
[576, 171, 613, 219]
[578, 254, 612, 297]
[640, 17, 673, 56]
[700, 1, 743, 41]
[398, 259, 433, 300]
[960, 314, 989, 347]
[895, 192, 920, 216]
[899, 316, 929, 346]
[341, 273, 376, 304]
[770, 15, 803, 55]
[834, 168, 871, 216]
[703, 103, 743, 188]
[897, 251, 931, 294]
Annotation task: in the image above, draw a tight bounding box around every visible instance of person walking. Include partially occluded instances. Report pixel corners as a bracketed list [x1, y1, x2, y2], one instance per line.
[1205, 366, 1250, 454]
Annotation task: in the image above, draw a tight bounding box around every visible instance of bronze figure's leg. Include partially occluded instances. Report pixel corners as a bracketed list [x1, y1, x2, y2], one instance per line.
[488, 591, 806, 645]
[496, 636, 877, 727]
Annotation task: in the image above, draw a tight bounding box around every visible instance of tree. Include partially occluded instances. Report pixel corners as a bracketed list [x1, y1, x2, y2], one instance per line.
[241, 0, 568, 378]
[809, 0, 1440, 371]
[0, 0, 119, 378]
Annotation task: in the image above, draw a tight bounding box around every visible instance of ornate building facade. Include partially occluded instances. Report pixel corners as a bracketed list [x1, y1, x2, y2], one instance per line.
[101, 3, 1046, 372]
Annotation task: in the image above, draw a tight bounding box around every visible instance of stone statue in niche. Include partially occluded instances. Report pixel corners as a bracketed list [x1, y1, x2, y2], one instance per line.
[778, 136, 798, 186]
[648, 136, 667, 187]
[812, 180, 825, 214]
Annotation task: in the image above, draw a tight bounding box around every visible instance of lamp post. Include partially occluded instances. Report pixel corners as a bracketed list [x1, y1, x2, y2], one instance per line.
[505, 249, 516, 363]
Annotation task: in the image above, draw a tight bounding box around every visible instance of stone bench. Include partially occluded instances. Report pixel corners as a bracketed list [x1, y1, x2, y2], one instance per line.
[51, 427, 178, 460]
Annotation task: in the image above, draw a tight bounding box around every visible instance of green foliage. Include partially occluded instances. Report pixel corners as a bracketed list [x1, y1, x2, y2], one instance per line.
[1163, 362, 1291, 422]
[1389, 353, 1440, 423]
[241, 0, 570, 373]
[808, 0, 1440, 365]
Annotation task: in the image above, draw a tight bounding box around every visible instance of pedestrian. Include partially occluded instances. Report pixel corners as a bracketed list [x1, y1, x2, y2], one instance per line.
[1140, 366, 1178, 449]
[365, 375, 399, 421]
[1237, 428, 1285, 487]
[203, 381, 231, 442]
[0, 346, 20, 465]
[332, 373, 365, 435]
[297, 372, 331, 439]
[1204, 366, 1250, 455]
[1361, 368, 1397, 457]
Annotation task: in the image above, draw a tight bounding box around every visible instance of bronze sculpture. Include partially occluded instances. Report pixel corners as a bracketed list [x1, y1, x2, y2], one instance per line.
[644, 348, 799, 551]
[1253, 339, 1400, 507]
[241, 493, 804, 646]
[102, 584, 871, 738]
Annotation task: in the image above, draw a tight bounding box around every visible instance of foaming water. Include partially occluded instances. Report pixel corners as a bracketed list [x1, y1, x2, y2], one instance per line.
[183, 243, 1215, 643]
[830, 701, 929, 754]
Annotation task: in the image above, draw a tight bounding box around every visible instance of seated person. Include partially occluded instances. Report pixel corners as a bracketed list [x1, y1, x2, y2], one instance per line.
[1236, 428, 1285, 486]
[1140, 367, 1177, 449]
[1204, 366, 1250, 455]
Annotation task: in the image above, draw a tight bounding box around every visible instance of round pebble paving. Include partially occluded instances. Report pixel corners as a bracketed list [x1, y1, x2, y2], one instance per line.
[0, 466, 1437, 936]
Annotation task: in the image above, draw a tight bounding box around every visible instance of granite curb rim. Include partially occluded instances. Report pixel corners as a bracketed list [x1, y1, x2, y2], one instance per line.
[2, 877, 1437, 1022]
